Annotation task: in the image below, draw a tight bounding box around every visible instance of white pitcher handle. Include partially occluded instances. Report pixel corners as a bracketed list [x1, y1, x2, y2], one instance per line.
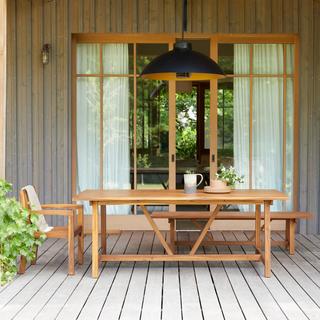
[196, 174, 204, 187]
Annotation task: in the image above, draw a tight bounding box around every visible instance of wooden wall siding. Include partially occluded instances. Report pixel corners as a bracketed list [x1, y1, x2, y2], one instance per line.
[0, 0, 6, 179]
[5, 0, 320, 232]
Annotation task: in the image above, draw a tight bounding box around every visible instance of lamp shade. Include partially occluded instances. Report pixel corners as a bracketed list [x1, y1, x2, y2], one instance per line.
[140, 41, 225, 81]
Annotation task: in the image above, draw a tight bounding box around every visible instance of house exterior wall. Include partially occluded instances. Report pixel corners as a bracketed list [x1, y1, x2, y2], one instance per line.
[5, 0, 320, 232]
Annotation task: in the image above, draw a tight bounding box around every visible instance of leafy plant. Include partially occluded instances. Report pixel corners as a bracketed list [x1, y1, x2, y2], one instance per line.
[0, 180, 45, 285]
[216, 165, 244, 187]
[137, 154, 152, 168]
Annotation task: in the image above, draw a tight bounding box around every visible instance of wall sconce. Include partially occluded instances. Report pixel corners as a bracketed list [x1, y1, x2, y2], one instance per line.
[41, 44, 50, 65]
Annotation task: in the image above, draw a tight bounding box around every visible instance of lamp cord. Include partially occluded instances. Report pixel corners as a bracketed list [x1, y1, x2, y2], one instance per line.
[182, 0, 187, 40]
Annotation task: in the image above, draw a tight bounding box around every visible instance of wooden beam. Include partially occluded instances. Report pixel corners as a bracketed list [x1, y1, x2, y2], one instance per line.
[0, 0, 6, 179]
[100, 253, 261, 262]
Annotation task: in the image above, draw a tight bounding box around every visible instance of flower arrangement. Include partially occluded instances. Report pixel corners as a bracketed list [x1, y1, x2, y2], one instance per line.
[0, 180, 45, 285]
[216, 165, 244, 188]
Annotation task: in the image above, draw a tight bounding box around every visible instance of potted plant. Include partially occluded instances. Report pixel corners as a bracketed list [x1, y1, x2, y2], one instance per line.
[216, 165, 244, 188]
[0, 180, 45, 286]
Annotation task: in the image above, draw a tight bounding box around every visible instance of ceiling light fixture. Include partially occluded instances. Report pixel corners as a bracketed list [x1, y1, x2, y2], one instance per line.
[140, 0, 224, 81]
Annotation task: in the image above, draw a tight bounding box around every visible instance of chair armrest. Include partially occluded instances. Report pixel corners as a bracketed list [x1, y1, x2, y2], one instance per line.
[41, 203, 83, 210]
[32, 209, 74, 217]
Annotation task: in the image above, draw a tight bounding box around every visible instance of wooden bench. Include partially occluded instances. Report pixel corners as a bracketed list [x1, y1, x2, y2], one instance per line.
[151, 211, 312, 255]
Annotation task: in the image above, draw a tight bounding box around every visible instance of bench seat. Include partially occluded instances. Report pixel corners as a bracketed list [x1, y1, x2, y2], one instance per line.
[151, 211, 312, 255]
[152, 211, 312, 220]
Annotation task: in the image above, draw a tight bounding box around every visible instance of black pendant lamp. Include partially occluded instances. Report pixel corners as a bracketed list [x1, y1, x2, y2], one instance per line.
[140, 0, 224, 81]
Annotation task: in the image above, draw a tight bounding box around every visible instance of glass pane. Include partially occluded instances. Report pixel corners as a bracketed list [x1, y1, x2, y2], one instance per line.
[286, 44, 295, 75]
[233, 77, 250, 191]
[136, 79, 169, 194]
[286, 78, 294, 210]
[218, 44, 234, 74]
[176, 86, 198, 178]
[252, 78, 283, 210]
[253, 44, 284, 74]
[103, 77, 133, 214]
[234, 44, 250, 74]
[77, 44, 100, 74]
[76, 77, 100, 212]
[136, 43, 168, 75]
[217, 79, 234, 168]
[102, 43, 134, 74]
[176, 84, 209, 214]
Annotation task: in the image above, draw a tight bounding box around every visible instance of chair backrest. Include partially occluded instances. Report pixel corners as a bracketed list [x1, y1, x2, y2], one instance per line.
[20, 185, 51, 232]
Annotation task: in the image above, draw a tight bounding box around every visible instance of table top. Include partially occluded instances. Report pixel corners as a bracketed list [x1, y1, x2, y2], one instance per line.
[73, 189, 288, 204]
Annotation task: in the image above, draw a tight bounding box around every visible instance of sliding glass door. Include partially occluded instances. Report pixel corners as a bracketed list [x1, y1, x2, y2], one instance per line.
[73, 35, 298, 214]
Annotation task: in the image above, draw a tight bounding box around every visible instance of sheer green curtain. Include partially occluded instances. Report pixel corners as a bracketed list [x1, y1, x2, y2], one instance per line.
[234, 44, 294, 211]
[76, 44, 131, 214]
[76, 44, 100, 213]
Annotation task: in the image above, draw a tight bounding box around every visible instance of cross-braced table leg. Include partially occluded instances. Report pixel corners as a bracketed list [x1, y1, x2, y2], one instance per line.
[189, 205, 222, 255]
[255, 204, 261, 253]
[264, 201, 271, 277]
[140, 205, 173, 255]
[101, 205, 107, 254]
[92, 201, 99, 278]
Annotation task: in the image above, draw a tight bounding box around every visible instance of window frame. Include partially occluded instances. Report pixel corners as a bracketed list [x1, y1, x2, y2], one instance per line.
[71, 33, 299, 211]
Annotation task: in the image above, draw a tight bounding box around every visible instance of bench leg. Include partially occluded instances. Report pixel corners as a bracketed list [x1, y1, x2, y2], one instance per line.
[255, 205, 261, 253]
[169, 219, 176, 253]
[289, 219, 296, 255]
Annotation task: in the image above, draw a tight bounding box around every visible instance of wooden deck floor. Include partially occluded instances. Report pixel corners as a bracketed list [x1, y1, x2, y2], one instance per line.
[1, 231, 320, 320]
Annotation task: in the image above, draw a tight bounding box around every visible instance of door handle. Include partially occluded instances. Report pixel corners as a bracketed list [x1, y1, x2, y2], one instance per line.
[171, 154, 175, 162]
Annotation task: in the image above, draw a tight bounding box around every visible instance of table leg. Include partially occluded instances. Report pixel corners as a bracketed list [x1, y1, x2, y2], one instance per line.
[169, 219, 176, 253]
[264, 201, 271, 277]
[101, 205, 107, 254]
[255, 204, 261, 253]
[190, 205, 221, 255]
[140, 205, 173, 255]
[92, 202, 99, 278]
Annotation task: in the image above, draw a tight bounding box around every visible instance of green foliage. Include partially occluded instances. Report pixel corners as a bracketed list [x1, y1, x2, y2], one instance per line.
[0, 180, 45, 286]
[176, 88, 197, 160]
[137, 154, 151, 168]
[176, 126, 197, 159]
[216, 165, 244, 187]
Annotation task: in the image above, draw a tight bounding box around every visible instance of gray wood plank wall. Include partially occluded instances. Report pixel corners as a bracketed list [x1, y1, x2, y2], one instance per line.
[5, 0, 320, 232]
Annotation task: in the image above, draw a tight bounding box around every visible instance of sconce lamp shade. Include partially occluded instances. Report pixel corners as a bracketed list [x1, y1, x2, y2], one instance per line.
[140, 41, 225, 81]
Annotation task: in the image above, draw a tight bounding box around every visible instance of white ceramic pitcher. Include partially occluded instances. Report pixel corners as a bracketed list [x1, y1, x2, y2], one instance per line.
[184, 173, 203, 194]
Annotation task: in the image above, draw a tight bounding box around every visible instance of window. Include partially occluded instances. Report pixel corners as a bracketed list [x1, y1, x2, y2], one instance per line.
[73, 35, 298, 214]
[217, 42, 295, 210]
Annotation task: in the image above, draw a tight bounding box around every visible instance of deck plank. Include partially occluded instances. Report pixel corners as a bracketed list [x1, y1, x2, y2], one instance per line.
[98, 231, 144, 319]
[52, 234, 122, 320]
[1, 232, 320, 319]
[76, 232, 132, 319]
[190, 232, 224, 320]
[162, 232, 182, 320]
[1, 240, 73, 318]
[244, 231, 318, 320]
[119, 232, 155, 320]
[204, 234, 245, 320]
[214, 231, 266, 320]
[0, 239, 67, 309]
[235, 231, 309, 320]
[0, 238, 58, 294]
[14, 236, 92, 319]
[140, 232, 165, 320]
[223, 231, 287, 320]
[178, 232, 203, 320]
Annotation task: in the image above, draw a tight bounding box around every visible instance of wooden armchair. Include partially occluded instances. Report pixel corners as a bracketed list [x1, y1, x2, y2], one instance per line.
[19, 186, 84, 275]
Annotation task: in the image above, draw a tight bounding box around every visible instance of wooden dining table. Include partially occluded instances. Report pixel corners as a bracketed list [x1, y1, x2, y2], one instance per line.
[73, 189, 288, 278]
